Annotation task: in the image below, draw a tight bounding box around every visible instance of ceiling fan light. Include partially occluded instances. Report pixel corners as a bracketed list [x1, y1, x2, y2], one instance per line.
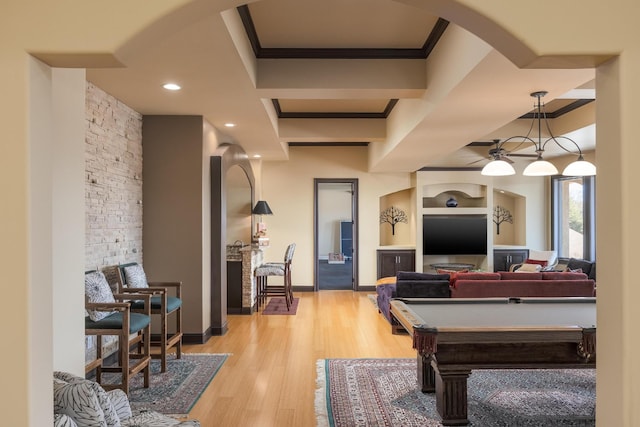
[481, 160, 516, 176]
[562, 159, 596, 176]
[523, 159, 558, 176]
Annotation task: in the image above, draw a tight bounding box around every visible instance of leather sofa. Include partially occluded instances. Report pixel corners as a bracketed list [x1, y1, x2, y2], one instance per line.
[555, 257, 596, 281]
[376, 270, 595, 324]
[376, 271, 450, 322]
[451, 271, 595, 298]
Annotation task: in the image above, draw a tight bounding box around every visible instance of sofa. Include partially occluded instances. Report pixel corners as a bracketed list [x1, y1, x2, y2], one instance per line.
[376, 272, 450, 322]
[451, 271, 596, 298]
[53, 371, 200, 427]
[555, 257, 596, 281]
[376, 270, 595, 324]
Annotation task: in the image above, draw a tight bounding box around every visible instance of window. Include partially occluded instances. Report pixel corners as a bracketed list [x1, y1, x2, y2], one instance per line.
[551, 175, 596, 260]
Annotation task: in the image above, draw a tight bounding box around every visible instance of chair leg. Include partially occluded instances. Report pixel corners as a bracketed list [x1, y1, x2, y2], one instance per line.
[95, 336, 103, 384]
[120, 332, 130, 395]
[143, 324, 150, 388]
[176, 307, 182, 360]
[160, 311, 167, 373]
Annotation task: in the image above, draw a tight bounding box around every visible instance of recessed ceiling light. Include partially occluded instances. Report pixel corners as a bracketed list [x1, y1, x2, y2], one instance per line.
[253, 154, 261, 158]
[162, 83, 181, 91]
[224, 123, 236, 128]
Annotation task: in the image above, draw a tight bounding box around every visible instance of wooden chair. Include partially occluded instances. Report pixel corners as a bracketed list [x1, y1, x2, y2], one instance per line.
[255, 243, 296, 310]
[106, 263, 183, 373]
[84, 271, 151, 395]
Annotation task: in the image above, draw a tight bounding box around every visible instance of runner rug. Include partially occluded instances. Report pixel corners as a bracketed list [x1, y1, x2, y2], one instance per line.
[105, 353, 228, 416]
[316, 358, 595, 427]
[262, 297, 299, 314]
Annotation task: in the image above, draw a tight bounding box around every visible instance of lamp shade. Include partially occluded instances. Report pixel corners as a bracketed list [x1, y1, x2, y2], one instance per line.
[252, 200, 273, 215]
[481, 160, 516, 176]
[562, 157, 596, 176]
[523, 159, 559, 176]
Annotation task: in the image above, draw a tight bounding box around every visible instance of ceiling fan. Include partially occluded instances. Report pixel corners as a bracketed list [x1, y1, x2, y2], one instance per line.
[467, 139, 538, 165]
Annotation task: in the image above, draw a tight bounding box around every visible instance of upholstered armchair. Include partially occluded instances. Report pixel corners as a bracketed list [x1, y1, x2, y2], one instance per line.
[106, 263, 183, 373]
[84, 270, 151, 395]
[53, 371, 200, 426]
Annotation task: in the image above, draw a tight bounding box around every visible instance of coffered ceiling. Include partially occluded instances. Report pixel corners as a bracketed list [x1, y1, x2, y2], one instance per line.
[86, 0, 596, 173]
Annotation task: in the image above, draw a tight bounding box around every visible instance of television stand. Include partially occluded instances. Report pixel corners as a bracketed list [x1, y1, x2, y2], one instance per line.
[430, 262, 475, 271]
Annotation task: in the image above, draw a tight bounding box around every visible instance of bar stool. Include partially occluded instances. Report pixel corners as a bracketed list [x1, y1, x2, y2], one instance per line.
[255, 243, 295, 310]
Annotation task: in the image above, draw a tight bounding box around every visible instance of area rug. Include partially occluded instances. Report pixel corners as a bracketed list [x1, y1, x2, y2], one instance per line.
[262, 297, 299, 314]
[105, 353, 228, 416]
[367, 294, 378, 309]
[316, 358, 595, 427]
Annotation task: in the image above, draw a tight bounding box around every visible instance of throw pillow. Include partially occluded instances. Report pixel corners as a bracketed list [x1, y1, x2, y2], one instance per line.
[53, 378, 107, 427]
[85, 271, 115, 322]
[123, 264, 149, 288]
[523, 258, 548, 267]
[516, 263, 542, 272]
[375, 276, 396, 286]
[54, 372, 121, 427]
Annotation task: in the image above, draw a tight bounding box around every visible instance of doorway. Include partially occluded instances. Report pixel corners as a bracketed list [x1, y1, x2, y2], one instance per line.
[314, 179, 358, 290]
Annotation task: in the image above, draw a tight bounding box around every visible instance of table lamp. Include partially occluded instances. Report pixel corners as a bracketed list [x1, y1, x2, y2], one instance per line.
[252, 200, 273, 241]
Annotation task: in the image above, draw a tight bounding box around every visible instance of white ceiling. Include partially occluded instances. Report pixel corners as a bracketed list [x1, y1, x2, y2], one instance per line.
[86, 0, 596, 173]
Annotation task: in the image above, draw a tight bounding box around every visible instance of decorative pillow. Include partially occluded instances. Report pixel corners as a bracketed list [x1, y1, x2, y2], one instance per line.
[85, 271, 115, 322]
[375, 276, 396, 286]
[566, 268, 583, 274]
[53, 378, 107, 427]
[123, 264, 149, 288]
[54, 413, 80, 427]
[437, 269, 469, 287]
[528, 249, 557, 266]
[523, 258, 548, 267]
[516, 263, 542, 272]
[54, 372, 121, 427]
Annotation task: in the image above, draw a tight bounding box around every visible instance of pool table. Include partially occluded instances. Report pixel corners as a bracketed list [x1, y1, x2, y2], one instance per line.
[389, 297, 596, 426]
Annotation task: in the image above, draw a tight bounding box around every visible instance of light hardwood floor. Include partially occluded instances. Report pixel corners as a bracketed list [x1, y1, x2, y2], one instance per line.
[184, 291, 415, 427]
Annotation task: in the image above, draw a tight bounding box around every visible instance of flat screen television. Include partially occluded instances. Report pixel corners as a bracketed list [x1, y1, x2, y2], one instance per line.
[423, 214, 487, 255]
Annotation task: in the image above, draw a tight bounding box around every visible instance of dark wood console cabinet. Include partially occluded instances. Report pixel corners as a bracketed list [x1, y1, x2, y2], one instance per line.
[493, 248, 529, 272]
[377, 249, 415, 279]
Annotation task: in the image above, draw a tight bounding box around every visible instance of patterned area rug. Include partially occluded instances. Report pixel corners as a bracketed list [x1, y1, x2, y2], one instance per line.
[105, 353, 228, 416]
[316, 358, 595, 427]
[262, 297, 299, 314]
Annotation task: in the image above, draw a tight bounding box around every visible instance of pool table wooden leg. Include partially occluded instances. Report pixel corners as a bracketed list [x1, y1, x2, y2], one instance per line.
[417, 354, 435, 392]
[434, 365, 471, 426]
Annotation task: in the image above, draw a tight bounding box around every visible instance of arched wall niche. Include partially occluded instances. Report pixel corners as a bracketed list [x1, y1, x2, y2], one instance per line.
[210, 143, 256, 335]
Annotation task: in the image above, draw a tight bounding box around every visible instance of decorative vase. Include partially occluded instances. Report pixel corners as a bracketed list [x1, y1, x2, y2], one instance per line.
[445, 197, 458, 207]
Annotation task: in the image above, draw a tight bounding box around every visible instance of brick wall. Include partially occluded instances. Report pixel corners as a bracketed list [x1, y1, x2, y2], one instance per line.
[85, 82, 143, 271]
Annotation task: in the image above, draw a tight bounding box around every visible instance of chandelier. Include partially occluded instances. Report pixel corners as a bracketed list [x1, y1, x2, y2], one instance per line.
[481, 91, 596, 177]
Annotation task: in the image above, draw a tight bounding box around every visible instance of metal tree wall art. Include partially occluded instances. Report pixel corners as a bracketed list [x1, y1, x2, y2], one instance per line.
[380, 206, 408, 235]
[493, 205, 513, 235]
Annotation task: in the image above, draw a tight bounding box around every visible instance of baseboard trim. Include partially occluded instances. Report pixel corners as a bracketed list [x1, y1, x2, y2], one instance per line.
[183, 328, 212, 344]
[357, 285, 375, 291]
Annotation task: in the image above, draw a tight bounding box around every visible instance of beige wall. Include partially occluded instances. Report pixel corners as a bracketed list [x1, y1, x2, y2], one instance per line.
[261, 146, 413, 287]
[2, 1, 640, 425]
[52, 69, 87, 376]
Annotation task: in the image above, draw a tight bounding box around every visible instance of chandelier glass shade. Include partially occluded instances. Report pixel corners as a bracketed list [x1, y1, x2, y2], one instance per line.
[481, 159, 515, 176]
[482, 91, 596, 177]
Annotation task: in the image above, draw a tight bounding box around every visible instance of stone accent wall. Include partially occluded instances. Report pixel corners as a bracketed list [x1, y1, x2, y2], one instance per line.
[85, 82, 143, 271]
